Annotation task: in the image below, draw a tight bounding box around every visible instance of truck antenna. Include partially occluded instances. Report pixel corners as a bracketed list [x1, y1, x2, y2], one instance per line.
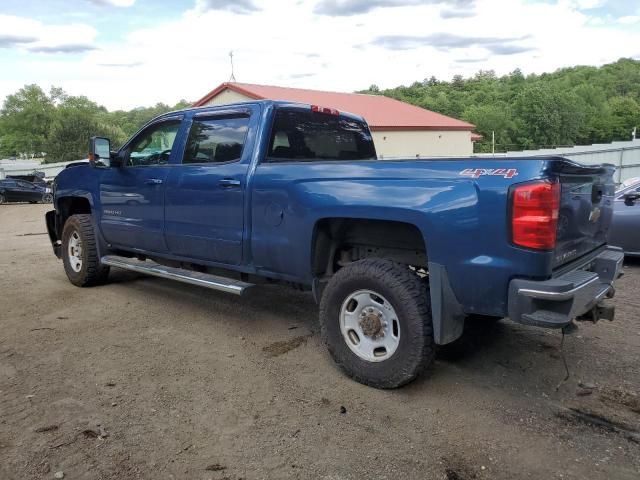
[229, 51, 236, 82]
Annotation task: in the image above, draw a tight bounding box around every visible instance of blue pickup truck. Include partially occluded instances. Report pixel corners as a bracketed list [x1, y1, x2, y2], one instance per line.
[45, 100, 623, 388]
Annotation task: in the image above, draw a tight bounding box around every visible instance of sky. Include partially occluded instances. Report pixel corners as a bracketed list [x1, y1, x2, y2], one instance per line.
[0, 0, 639, 111]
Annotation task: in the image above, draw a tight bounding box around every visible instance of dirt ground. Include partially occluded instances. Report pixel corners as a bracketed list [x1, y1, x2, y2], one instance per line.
[1, 203, 639, 480]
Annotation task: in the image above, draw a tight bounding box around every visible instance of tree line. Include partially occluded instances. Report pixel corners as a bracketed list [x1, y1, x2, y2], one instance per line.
[361, 58, 640, 153]
[0, 85, 189, 163]
[1, 58, 639, 160]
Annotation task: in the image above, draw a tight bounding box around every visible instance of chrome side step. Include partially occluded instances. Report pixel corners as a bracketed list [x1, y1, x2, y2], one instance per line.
[101, 255, 253, 296]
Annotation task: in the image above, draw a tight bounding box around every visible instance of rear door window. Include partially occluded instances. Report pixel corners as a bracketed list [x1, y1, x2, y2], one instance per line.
[183, 115, 250, 164]
[266, 109, 376, 162]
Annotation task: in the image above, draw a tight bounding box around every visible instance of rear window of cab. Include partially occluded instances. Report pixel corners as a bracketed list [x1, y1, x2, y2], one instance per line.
[266, 109, 376, 162]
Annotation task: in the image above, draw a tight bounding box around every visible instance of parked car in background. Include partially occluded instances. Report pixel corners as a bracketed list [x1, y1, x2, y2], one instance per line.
[7, 173, 47, 187]
[619, 176, 640, 189]
[609, 179, 640, 256]
[0, 179, 52, 204]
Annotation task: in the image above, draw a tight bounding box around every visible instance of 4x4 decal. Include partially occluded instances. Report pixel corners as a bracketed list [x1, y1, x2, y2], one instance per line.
[460, 168, 518, 179]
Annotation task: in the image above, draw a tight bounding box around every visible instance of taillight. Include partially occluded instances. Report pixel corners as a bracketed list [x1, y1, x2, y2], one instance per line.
[511, 179, 560, 250]
[311, 105, 340, 116]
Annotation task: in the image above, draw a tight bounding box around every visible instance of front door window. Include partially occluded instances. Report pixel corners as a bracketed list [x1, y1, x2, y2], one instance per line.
[128, 121, 181, 167]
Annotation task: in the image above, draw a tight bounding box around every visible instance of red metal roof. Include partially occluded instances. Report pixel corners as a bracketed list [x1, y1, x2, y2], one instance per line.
[193, 82, 475, 131]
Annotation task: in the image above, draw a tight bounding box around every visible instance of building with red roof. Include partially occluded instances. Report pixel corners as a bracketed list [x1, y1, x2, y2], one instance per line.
[194, 82, 476, 158]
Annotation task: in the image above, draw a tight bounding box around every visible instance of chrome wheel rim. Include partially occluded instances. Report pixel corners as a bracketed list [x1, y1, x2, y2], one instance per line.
[340, 289, 400, 362]
[67, 231, 83, 273]
[43, 193, 53, 203]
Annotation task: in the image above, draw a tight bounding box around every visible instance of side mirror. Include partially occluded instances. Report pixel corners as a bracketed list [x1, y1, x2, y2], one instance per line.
[623, 191, 640, 206]
[89, 137, 112, 167]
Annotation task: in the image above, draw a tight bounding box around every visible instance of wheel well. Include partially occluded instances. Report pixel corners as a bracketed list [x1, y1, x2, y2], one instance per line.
[57, 196, 91, 232]
[312, 218, 427, 278]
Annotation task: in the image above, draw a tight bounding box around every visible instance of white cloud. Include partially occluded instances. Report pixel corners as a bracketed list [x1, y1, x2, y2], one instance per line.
[194, 0, 259, 14]
[87, 0, 136, 6]
[617, 15, 640, 24]
[0, 15, 97, 53]
[570, 0, 606, 8]
[1, 0, 639, 110]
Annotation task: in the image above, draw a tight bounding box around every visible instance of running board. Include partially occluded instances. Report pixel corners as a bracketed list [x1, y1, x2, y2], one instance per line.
[101, 255, 253, 296]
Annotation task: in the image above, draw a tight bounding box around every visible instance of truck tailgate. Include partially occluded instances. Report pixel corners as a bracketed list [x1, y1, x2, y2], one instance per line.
[553, 161, 616, 268]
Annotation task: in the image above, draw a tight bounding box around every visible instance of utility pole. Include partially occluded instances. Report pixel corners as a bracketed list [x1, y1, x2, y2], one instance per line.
[229, 51, 236, 82]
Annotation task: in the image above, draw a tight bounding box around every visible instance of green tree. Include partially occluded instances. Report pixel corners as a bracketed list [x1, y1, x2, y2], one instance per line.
[608, 96, 640, 140]
[462, 103, 515, 152]
[0, 84, 54, 157]
[357, 58, 640, 152]
[0, 83, 191, 161]
[513, 85, 585, 148]
[46, 107, 127, 163]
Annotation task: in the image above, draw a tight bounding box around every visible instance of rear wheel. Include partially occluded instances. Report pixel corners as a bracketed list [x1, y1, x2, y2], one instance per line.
[319, 258, 434, 389]
[62, 214, 110, 287]
[0, 193, 5, 204]
[42, 193, 53, 203]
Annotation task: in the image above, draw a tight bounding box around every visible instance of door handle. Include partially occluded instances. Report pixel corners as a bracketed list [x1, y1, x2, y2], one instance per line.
[219, 178, 241, 188]
[145, 178, 163, 185]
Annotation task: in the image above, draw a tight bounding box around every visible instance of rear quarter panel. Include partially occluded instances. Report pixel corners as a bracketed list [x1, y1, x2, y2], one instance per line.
[250, 159, 556, 317]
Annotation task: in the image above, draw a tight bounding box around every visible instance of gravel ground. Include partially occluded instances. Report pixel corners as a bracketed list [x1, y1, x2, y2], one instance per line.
[1, 203, 639, 480]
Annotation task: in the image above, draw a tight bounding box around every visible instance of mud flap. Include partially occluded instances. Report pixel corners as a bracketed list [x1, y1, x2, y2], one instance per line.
[428, 262, 466, 344]
[45, 210, 61, 258]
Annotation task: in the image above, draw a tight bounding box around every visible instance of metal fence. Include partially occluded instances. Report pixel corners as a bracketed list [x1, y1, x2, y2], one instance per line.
[475, 139, 640, 183]
[0, 159, 85, 180]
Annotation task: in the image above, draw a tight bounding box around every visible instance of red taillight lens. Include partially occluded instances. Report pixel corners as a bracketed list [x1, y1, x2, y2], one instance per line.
[511, 180, 560, 250]
[311, 104, 340, 116]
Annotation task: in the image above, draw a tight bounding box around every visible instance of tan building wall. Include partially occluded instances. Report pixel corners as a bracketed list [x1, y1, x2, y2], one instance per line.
[203, 89, 473, 158]
[372, 130, 473, 158]
[203, 89, 252, 106]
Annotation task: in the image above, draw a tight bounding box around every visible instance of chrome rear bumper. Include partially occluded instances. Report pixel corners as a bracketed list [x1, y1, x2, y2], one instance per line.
[508, 246, 624, 328]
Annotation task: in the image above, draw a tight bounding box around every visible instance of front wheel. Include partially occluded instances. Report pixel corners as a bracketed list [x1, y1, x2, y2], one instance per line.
[61, 214, 110, 287]
[319, 258, 434, 389]
[42, 193, 53, 203]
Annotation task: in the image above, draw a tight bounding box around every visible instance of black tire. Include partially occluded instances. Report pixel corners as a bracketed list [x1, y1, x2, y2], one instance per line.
[42, 193, 53, 204]
[61, 214, 110, 287]
[0, 193, 5, 204]
[319, 258, 434, 389]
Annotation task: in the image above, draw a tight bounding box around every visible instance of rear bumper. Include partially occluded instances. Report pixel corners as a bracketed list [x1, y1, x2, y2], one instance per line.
[508, 246, 624, 328]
